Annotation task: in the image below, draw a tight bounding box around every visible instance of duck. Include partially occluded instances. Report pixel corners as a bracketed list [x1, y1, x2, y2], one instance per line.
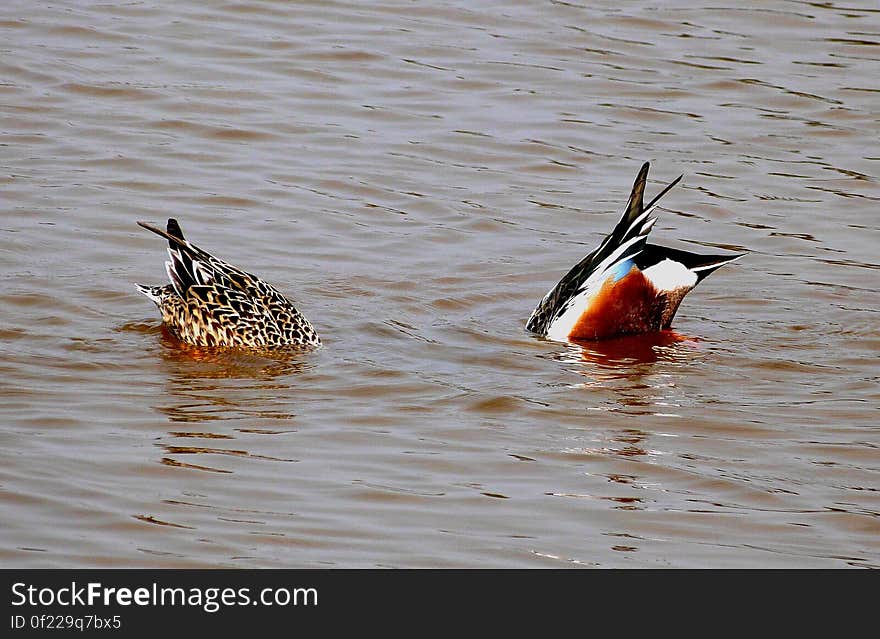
[136, 218, 320, 349]
[526, 162, 743, 342]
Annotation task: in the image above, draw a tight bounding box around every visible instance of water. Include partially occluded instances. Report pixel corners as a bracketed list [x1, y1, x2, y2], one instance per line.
[1, 1, 877, 568]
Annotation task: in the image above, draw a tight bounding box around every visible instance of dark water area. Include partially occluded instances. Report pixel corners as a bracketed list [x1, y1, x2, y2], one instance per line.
[1, 1, 877, 567]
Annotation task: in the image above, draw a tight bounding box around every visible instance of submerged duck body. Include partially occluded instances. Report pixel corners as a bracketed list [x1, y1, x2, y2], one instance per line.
[527, 162, 743, 342]
[136, 219, 320, 349]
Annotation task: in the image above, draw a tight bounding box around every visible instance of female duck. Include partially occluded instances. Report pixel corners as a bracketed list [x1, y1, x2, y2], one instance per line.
[136, 219, 320, 349]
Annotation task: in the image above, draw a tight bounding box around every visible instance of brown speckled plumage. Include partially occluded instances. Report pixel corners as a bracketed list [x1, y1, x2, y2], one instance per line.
[136, 218, 320, 349]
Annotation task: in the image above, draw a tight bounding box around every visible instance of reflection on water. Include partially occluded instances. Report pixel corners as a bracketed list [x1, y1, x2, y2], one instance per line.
[565, 428, 652, 460]
[155, 325, 312, 423]
[121, 322, 313, 473]
[119, 321, 314, 422]
[552, 331, 697, 416]
[570, 331, 694, 368]
[158, 326, 314, 383]
[155, 328, 311, 471]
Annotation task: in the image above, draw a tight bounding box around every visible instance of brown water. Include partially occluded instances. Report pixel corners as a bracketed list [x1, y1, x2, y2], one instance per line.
[1, 1, 878, 568]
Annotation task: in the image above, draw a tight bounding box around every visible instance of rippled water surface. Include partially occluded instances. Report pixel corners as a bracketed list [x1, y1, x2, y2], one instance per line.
[1, 1, 878, 568]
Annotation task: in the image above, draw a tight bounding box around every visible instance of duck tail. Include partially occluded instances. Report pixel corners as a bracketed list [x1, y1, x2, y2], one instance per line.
[135, 283, 163, 305]
[689, 252, 745, 282]
[138, 218, 203, 298]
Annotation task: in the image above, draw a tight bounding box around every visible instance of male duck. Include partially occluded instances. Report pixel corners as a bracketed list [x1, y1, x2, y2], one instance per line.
[526, 162, 743, 342]
[136, 219, 320, 348]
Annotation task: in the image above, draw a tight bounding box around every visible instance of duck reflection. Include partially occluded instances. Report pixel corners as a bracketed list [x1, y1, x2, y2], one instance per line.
[556, 329, 691, 368]
[152, 327, 312, 474]
[122, 320, 314, 475]
[573, 330, 691, 365]
[554, 330, 697, 415]
[154, 325, 314, 424]
[158, 326, 311, 378]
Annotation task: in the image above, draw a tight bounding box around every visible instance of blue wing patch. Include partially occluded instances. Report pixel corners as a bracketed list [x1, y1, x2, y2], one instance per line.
[608, 258, 635, 282]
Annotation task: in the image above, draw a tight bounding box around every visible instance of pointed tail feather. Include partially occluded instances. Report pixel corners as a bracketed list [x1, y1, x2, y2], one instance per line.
[139, 218, 206, 297]
[138, 219, 188, 250]
[623, 161, 649, 222]
[604, 161, 650, 248]
[689, 252, 745, 282]
[594, 162, 681, 265]
[135, 283, 162, 305]
[166, 218, 185, 243]
[611, 164, 682, 243]
[576, 162, 674, 285]
[644, 173, 683, 214]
